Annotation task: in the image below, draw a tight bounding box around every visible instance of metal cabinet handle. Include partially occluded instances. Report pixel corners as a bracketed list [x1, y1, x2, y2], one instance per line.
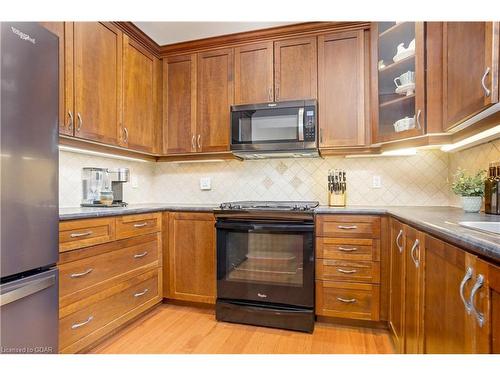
[338, 246, 357, 252]
[76, 112, 82, 132]
[123, 127, 129, 143]
[481, 67, 491, 97]
[469, 274, 485, 327]
[71, 315, 93, 329]
[133, 222, 148, 228]
[70, 268, 93, 278]
[337, 268, 357, 274]
[134, 288, 149, 298]
[133, 251, 148, 259]
[197, 134, 201, 149]
[410, 239, 420, 268]
[67, 111, 74, 132]
[268, 87, 273, 102]
[70, 231, 93, 238]
[338, 225, 358, 230]
[416, 109, 422, 129]
[337, 297, 356, 303]
[396, 229, 404, 253]
[459, 267, 473, 313]
[191, 135, 196, 150]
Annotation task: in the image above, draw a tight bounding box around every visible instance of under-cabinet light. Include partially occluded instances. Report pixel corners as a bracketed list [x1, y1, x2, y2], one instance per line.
[345, 148, 417, 158]
[441, 124, 500, 152]
[58, 145, 151, 163]
[168, 159, 226, 164]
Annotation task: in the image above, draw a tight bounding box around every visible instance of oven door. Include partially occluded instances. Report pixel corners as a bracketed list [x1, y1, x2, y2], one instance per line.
[231, 100, 316, 151]
[216, 220, 314, 308]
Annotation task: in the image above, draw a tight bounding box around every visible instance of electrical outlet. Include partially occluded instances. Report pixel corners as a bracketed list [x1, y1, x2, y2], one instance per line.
[131, 175, 139, 189]
[372, 175, 382, 189]
[200, 177, 211, 190]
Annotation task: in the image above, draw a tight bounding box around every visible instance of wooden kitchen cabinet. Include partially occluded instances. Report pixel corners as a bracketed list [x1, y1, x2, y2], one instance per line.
[318, 30, 368, 148]
[371, 22, 426, 143]
[389, 219, 405, 353]
[72, 22, 123, 145]
[274, 37, 317, 101]
[442, 22, 499, 130]
[234, 41, 274, 104]
[122, 34, 160, 153]
[162, 54, 197, 154]
[197, 48, 234, 153]
[168, 212, 216, 304]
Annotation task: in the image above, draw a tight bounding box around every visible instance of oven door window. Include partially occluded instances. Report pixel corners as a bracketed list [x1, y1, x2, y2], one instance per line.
[232, 108, 301, 144]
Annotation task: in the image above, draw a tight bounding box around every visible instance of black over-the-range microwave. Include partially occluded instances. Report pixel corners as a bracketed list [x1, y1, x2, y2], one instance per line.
[230, 100, 318, 159]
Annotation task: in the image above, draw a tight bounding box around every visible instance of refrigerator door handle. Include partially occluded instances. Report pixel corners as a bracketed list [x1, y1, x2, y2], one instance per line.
[0, 275, 55, 307]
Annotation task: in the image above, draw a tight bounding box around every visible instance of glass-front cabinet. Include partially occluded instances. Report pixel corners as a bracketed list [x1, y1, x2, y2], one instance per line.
[372, 22, 425, 143]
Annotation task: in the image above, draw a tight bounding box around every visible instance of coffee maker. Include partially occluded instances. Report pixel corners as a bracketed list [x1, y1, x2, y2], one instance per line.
[81, 167, 130, 207]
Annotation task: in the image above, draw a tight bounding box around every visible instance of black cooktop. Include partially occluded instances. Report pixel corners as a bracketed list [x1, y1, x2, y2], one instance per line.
[218, 201, 319, 211]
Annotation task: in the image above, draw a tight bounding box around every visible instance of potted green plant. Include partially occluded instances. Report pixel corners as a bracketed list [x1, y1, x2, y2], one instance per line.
[451, 168, 486, 213]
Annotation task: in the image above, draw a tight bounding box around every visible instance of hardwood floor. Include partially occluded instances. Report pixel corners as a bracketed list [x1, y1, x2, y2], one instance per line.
[89, 304, 395, 354]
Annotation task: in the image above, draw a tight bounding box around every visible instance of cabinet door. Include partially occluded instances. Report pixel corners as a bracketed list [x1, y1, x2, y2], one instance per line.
[163, 54, 197, 154]
[39, 22, 71, 135]
[389, 219, 405, 353]
[424, 235, 477, 353]
[403, 225, 425, 354]
[197, 48, 234, 153]
[274, 37, 317, 101]
[475, 259, 499, 353]
[443, 22, 499, 130]
[122, 35, 159, 153]
[73, 22, 122, 145]
[234, 42, 274, 104]
[318, 30, 367, 148]
[168, 212, 216, 303]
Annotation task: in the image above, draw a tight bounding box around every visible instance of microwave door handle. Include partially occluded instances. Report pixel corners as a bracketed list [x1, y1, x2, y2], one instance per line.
[298, 107, 304, 141]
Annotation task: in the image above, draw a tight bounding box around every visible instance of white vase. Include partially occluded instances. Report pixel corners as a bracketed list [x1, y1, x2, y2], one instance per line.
[461, 196, 482, 213]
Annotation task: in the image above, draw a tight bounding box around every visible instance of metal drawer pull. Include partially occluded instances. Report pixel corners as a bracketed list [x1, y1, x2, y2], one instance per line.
[338, 246, 357, 252]
[337, 268, 357, 274]
[459, 267, 473, 313]
[133, 251, 148, 259]
[337, 297, 356, 303]
[133, 222, 148, 228]
[70, 231, 93, 238]
[481, 67, 491, 97]
[410, 239, 420, 268]
[396, 229, 403, 253]
[134, 288, 149, 298]
[469, 274, 485, 327]
[338, 225, 358, 230]
[71, 316, 93, 329]
[70, 268, 93, 278]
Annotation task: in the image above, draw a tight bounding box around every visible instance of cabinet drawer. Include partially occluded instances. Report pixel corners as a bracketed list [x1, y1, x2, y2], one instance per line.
[316, 215, 380, 238]
[59, 234, 159, 302]
[316, 281, 380, 321]
[116, 213, 161, 239]
[316, 237, 379, 261]
[59, 269, 159, 351]
[316, 259, 380, 283]
[59, 218, 115, 252]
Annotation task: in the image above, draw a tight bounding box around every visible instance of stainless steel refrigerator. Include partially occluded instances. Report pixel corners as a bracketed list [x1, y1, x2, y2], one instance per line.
[0, 22, 59, 354]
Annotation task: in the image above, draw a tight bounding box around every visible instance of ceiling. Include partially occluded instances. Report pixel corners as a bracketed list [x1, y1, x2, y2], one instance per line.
[133, 22, 296, 46]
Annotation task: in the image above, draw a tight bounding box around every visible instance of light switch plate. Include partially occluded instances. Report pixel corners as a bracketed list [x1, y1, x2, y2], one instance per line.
[372, 175, 382, 189]
[200, 177, 211, 190]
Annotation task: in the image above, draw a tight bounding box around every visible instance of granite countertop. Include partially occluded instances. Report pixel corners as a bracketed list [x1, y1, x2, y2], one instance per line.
[59, 203, 500, 263]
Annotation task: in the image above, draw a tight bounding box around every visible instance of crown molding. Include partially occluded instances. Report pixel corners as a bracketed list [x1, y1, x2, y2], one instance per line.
[114, 21, 162, 57]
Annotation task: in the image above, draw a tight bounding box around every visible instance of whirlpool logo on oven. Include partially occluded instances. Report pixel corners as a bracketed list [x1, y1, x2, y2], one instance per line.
[11, 26, 36, 44]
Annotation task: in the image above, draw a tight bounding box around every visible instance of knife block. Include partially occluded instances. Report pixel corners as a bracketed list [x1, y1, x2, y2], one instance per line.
[328, 191, 346, 207]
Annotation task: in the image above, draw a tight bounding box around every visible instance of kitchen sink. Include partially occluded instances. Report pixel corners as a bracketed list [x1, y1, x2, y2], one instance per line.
[459, 221, 500, 236]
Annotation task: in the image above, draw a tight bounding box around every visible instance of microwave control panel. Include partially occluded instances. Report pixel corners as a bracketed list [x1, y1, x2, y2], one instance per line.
[304, 109, 316, 141]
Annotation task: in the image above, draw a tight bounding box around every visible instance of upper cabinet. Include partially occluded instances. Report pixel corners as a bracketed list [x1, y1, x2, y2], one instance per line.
[72, 22, 123, 145]
[371, 22, 425, 143]
[274, 37, 318, 101]
[197, 48, 234, 153]
[234, 42, 274, 104]
[443, 22, 499, 130]
[163, 54, 197, 154]
[122, 35, 160, 153]
[318, 30, 368, 148]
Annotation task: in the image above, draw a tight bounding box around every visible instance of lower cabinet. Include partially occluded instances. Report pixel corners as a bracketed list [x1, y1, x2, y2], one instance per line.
[476, 259, 500, 353]
[167, 212, 216, 304]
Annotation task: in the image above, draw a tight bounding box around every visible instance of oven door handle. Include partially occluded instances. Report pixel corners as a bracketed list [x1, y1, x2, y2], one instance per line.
[215, 222, 314, 232]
